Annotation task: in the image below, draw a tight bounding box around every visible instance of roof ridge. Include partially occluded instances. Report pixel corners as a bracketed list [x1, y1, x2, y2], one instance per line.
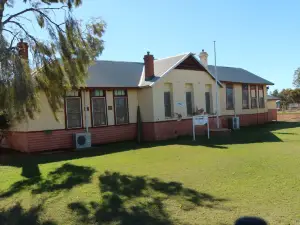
[94, 53, 192, 64]
[94, 60, 143, 64]
[154, 52, 191, 61]
[208, 65, 242, 69]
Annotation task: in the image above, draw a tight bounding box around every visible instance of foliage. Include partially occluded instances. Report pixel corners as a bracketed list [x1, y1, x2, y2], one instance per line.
[272, 88, 300, 109]
[293, 67, 300, 88]
[0, 112, 10, 144]
[271, 89, 279, 97]
[278, 88, 294, 107]
[0, 0, 105, 123]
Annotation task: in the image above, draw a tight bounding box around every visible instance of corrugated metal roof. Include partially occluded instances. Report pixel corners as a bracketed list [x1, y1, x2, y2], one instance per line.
[85, 60, 143, 87]
[139, 53, 189, 86]
[138, 53, 222, 87]
[267, 95, 280, 100]
[207, 65, 274, 85]
[83, 54, 274, 88]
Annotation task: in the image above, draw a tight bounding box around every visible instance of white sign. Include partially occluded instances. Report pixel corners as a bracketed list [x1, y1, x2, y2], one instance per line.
[176, 102, 185, 107]
[193, 115, 208, 125]
[192, 115, 210, 140]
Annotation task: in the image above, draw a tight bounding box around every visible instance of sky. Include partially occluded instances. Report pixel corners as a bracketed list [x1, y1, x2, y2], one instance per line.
[5, 0, 300, 92]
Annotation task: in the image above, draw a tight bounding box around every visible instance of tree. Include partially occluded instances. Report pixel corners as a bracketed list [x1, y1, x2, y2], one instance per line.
[0, 0, 105, 123]
[272, 89, 279, 97]
[278, 88, 294, 110]
[291, 88, 300, 103]
[293, 68, 300, 88]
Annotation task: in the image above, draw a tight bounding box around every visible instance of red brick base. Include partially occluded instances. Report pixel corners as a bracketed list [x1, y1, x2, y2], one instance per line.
[143, 112, 271, 141]
[143, 117, 220, 141]
[268, 109, 278, 121]
[5, 112, 274, 152]
[5, 124, 137, 153]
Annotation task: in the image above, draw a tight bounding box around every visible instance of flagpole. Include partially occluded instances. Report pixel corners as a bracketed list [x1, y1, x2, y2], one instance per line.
[214, 41, 220, 128]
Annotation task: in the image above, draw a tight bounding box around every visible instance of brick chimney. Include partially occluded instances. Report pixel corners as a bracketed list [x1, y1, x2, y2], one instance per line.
[144, 51, 154, 80]
[199, 49, 208, 67]
[17, 39, 29, 60]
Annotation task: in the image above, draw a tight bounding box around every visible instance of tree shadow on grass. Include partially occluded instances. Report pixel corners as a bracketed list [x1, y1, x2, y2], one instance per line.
[68, 171, 228, 225]
[185, 121, 300, 149]
[0, 203, 57, 225]
[272, 132, 298, 135]
[0, 163, 95, 198]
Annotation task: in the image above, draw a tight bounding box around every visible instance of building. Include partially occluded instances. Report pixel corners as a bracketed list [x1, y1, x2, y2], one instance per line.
[267, 95, 280, 120]
[5, 47, 276, 152]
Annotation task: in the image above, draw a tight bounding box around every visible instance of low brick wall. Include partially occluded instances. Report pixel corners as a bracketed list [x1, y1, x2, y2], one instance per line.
[5, 112, 272, 152]
[6, 124, 137, 153]
[277, 113, 300, 122]
[143, 112, 269, 141]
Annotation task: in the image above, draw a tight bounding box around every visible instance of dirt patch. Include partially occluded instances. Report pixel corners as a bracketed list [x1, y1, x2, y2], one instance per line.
[278, 114, 300, 122]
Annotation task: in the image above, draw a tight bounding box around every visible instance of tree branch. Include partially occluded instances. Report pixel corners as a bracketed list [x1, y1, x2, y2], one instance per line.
[15, 15, 33, 24]
[6, 20, 38, 44]
[2, 28, 13, 35]
[0, 0, 7, 27]
[9, 31, 20, 48]
[3, 6, 67, 32]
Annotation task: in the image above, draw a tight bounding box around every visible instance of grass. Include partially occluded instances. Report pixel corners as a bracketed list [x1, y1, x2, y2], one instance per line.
[1, 122, 300, 225]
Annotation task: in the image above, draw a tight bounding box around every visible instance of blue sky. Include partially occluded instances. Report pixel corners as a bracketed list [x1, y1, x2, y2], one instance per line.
[6, 0, 300, 92]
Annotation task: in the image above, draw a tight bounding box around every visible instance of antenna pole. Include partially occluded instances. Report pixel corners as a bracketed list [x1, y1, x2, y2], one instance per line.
[214, 41, 220, 128]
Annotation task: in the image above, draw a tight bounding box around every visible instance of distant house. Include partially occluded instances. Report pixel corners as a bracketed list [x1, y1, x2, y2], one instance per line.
[287, 103, 300, 110]
[5, 44, 276, 152]
[267, 95, 280, 120]
[267, 95, 300, 111]
[267, 95, 280, 108]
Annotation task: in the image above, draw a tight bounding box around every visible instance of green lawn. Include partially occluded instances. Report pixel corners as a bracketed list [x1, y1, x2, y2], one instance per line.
[1, 122, 300, 225]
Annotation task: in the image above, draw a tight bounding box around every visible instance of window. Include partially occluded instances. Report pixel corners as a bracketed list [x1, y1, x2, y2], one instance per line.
[65, 91, 82, 129]
[226, 84, 234, 110]
[92, 89, 104, 97]
[186, 92, 193, 116]
[258, 85, 265, 108]
[164, 83, 173, 118]
[91, 90, 107, 126]
[185, 84, 193, 116]
[242, 84, 249, 109]
[66, 90, 79, 97]
[205, 84, 213, 114]
[114, 90, 129, 124]
[251, 85, 257, 108]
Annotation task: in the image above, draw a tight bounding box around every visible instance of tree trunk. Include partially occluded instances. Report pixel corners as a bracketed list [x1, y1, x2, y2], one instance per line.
[0, 0, 6, 33]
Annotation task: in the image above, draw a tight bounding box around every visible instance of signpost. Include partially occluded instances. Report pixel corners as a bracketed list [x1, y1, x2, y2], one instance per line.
[192, 115, 209, 141]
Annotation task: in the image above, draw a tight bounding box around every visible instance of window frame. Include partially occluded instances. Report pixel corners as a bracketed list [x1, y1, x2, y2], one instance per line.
[185, 91, 193, 117]
[113, 89, 129, 125]
[90, 89, 107, 127]
[258, 85, 265, 108]
[65, 90, 83, 129]
[164, 91, 172, 118]
[226, 84, 234, 110]
[250, 85, 257, 109]
[242, 84, 249, 109]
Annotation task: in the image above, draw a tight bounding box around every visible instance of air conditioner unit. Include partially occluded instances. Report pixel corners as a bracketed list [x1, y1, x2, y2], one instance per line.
[228, 117, 240, 130]
[73, 133, 91, 149]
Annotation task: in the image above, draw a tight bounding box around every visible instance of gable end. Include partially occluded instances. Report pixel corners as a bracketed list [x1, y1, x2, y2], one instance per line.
[175, 55, 206, 71]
